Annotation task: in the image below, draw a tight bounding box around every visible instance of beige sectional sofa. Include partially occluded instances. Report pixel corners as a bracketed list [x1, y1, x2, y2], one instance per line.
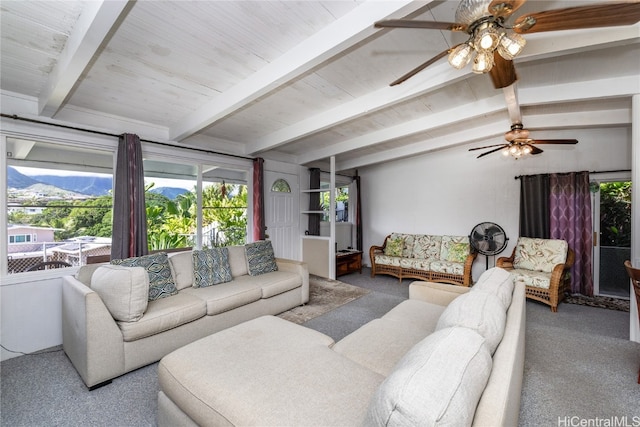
[62, 243, 309, 389]
[370, 232, 477, 286]
[157, 267, 525, 426]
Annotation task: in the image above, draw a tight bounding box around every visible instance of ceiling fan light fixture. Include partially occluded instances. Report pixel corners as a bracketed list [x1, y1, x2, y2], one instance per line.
[472, 50, 494, 73]
[448, 43, 474, 69]
[475, 25, 500, 51]
[497, 32, 526, 60]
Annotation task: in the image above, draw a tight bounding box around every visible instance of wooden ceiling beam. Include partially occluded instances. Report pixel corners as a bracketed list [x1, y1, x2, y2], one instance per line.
[169, 0, 433, 142]
[38, 0, 130, 118]
[249, 25, 639, 157]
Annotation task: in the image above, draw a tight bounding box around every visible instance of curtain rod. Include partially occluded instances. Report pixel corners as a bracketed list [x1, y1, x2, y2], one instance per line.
[514, 169, 631, 180]
[1, 113, 254, 161]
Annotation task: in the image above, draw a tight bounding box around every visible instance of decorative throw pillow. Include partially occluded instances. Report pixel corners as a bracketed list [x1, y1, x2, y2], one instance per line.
[192, 247, 233, 288]
[365, 327, 492, 427]
[384, 237, 404, 257]
[245, 240, 278, 276]
[436, 290, 506, 354]
[111, 252, 178, 301]
[91, 265, 149, 322]
[447, 242, 469, 263]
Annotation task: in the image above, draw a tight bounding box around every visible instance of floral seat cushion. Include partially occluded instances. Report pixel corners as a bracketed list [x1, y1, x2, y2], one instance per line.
[513, 237, 568, 273]
[412, 235, 442, 260]
[374, 254, 402, 267]
[509, 268, 552, 289]
[429, 261, 465, 275]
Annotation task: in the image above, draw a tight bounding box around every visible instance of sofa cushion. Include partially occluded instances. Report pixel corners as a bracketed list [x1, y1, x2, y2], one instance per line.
[158, 316, 383, 427]
[429, 260, 464, 275]
[473, 267, 514, 309]
[390, 233, 414, 258]
[168, 251, 194, 291]
[233, 271, 302, 299]
[399, 257, 431, 271]
[227, 245, 248, 277]
[436, 290, 506, 354]
[334, 300, 445, 376]
[513, 237, 568, 273]
[192, 247, 232, 288]
[91, 265, 149, 322]
[375, 254, 402, 267]
[411, 234, 441, 260]
[181, 281, 262, 315]
[384, 236, 404, 257]
[440, 236, 470, 262]
[245, 240, 278, 276]
[117, 293, 206, 342]
[365, 327, 492, 427]
[111, 252, 178, 301]
[510, 268, 553, 289]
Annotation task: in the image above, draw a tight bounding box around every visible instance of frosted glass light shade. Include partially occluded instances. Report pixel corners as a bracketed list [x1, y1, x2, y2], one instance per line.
[498, 33, 526, 60]
[475, 26, 500, 51]
[472, 51, 494, 73]
[448, 44, 473, 69]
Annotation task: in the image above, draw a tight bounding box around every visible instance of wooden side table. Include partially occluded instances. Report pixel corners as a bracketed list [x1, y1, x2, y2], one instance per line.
[336, 250, 362, 277]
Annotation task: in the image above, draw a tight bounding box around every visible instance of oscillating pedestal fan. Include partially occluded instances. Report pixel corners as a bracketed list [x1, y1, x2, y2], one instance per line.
[469, 222, 509, 269]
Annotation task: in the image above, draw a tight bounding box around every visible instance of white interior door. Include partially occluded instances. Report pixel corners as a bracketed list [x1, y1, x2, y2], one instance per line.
[264, 171, 299, 260]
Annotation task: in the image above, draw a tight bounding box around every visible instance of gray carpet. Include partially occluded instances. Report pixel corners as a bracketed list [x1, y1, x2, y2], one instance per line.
[1, 268, 638, 426]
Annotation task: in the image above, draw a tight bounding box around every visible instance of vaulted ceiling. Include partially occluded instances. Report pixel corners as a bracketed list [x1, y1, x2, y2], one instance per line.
[1, 0, 639, 174]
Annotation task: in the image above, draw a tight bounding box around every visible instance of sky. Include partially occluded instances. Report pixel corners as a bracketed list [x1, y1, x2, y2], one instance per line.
[12, 166, 197, 190]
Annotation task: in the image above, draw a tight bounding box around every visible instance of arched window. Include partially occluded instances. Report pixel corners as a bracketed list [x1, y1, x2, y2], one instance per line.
[271, 179, 291, 193]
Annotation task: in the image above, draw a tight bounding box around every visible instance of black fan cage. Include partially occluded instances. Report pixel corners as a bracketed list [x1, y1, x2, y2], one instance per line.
[469, 222, 508, 256]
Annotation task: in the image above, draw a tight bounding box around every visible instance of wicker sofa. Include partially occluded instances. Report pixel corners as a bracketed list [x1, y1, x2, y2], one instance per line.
[497, 236, 574, 312]
[370, 233, 477, 286]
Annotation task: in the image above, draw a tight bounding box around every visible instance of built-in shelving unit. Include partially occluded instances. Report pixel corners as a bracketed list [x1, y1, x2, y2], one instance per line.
[300, 157, 336, 279]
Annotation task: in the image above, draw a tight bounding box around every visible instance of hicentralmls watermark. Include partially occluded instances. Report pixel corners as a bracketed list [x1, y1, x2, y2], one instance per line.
[558, 416, 640, 427]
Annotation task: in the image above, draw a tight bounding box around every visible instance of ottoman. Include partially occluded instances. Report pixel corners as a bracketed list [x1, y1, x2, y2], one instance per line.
[157, 315, 385, 427]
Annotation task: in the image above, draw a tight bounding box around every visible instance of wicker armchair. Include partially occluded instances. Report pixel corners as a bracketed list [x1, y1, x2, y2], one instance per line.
[497, 237, 574, 312]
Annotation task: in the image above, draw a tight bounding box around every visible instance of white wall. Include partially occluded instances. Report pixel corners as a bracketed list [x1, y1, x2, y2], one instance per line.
[1, 273, 67, 360]
[360, 126, 632, 283]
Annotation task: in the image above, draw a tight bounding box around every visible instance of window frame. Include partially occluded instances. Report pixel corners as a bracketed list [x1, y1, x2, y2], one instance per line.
[1, 122, 253, 281]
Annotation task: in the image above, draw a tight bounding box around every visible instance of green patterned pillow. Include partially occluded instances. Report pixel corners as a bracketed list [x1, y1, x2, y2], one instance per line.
[245, 240, 278, 276]
[111, 252, 178, 301]
[384, 237, 404, 257]
[192, 247, 232, 288]
[447, 242, 469, 263]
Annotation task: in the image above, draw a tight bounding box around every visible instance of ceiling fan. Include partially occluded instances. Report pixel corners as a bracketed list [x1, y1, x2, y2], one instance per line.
[469, 85, 578, 159]
[375, 0, 640, 87]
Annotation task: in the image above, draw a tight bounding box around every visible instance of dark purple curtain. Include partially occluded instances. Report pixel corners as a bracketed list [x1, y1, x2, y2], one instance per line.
[308, 168, 321, 236]
[111, 133, 148, 259]
[519, 174, 550, 238]
[252, 158, 265, 241]
[549, 171, 593, 295]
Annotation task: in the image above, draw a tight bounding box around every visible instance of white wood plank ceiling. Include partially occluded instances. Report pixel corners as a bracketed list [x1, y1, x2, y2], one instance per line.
[1, 0, 639, 174]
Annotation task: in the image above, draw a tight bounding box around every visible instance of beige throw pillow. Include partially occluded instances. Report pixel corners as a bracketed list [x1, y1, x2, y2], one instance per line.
[436, 290, 506, 354]
[91, 265, 149, 322]
[365, 327, 492, 426]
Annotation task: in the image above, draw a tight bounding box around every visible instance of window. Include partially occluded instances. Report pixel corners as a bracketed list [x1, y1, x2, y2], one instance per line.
[3, 136, 252, 276]
[271, 179, 291, 193]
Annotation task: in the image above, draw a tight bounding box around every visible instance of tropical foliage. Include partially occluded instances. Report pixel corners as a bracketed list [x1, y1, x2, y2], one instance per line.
[8, 183, 248, 249]
[599, 181, 631, 247]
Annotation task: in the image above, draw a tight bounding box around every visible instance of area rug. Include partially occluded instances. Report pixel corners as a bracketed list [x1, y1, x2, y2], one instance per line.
[564, 294, 630, 312]
[277, 275, 370, 324]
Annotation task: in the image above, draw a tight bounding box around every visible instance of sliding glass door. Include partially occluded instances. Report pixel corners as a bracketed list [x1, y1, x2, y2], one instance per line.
[593, 180, 632, 298]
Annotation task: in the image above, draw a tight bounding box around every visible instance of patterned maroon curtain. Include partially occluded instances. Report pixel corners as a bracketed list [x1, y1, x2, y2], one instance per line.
[111, 134, 148, 259]
[549, 171, 593, 295]
[252, 158, 265, 241]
